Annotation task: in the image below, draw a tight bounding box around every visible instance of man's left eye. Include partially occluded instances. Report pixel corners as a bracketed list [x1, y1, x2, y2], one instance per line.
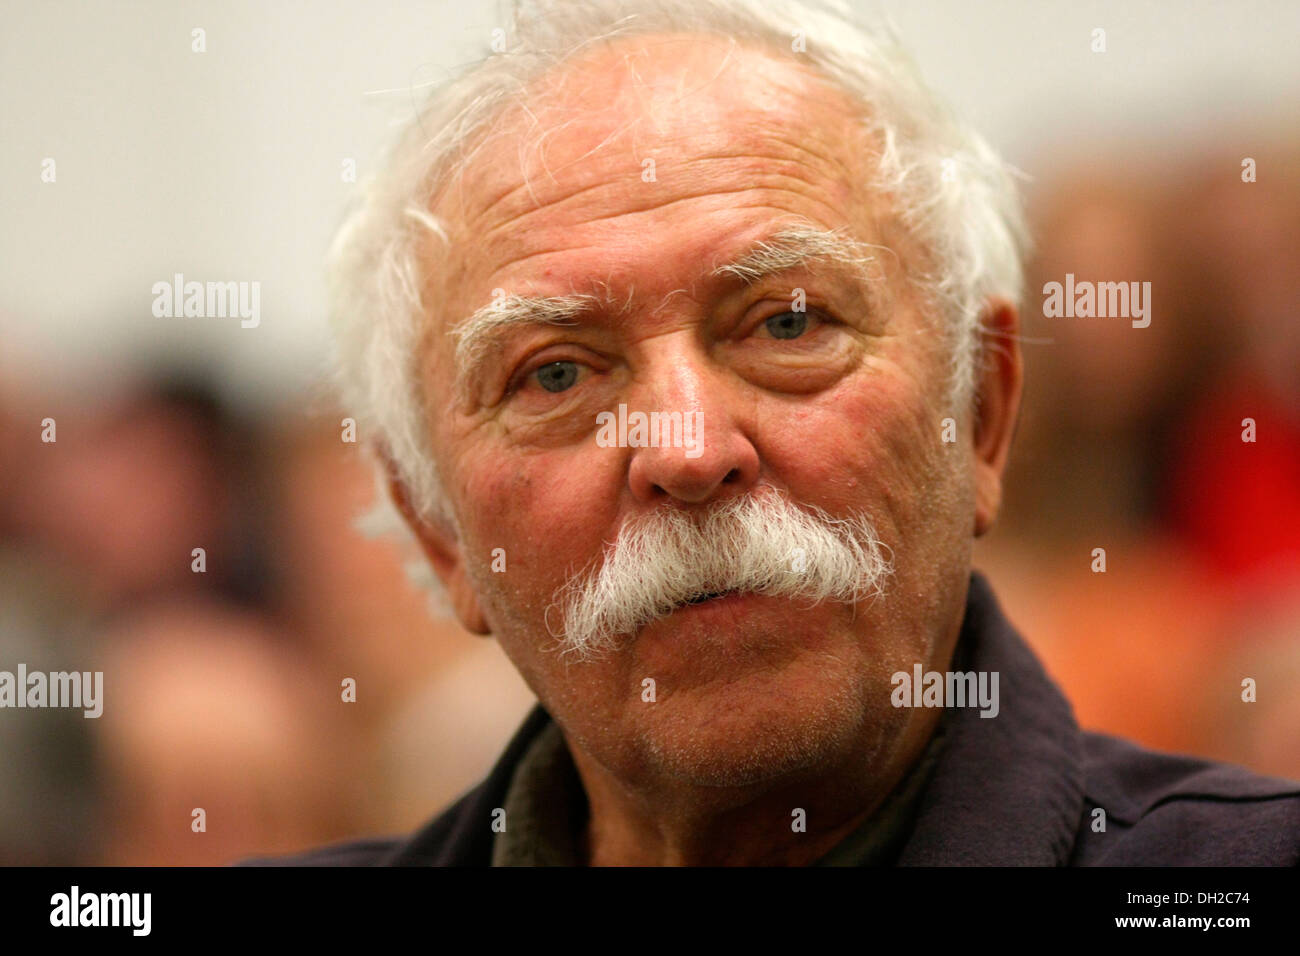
[763, 310, 809, 339]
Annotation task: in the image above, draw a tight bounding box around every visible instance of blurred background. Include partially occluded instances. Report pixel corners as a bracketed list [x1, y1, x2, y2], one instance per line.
[1, 0, 1297, 864]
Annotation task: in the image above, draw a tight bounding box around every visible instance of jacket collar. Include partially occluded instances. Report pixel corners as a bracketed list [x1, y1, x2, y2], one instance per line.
[386, 570, 1085, 865]
[897, 571, 1085, 864]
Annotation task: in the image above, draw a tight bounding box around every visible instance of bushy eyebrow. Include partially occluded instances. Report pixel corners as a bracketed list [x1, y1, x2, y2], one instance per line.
[450, 292, 596, 379]
[447, 224, 882, 400]
[708, 225, 879, 287]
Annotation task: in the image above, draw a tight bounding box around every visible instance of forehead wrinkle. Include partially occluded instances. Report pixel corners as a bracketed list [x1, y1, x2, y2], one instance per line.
[458, 61, 868, 250]
[475, 143, 854, 250]
[498, 65, 660, 223]
[515, 113, 578, 212]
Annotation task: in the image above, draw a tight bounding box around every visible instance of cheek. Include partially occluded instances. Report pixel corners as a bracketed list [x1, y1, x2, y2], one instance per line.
[453, 441, 623, 604]
[757, 362, 959, 548]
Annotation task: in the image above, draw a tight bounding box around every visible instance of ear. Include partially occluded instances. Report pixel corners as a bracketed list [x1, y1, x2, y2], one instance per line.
[384, 462, 492, 636]
[970, 297, 1023, 537]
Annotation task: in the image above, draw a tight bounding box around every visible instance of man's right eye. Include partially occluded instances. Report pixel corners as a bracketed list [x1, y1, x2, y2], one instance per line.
[533, 360, 581, 393]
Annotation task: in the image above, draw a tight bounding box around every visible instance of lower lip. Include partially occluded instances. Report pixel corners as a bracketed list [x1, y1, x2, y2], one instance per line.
[636, 592, 846, 656]
[636, 590, 776, 645]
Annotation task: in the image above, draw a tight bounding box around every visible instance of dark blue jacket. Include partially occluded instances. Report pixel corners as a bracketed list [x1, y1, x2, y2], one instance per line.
[245, 572, 1300, 865]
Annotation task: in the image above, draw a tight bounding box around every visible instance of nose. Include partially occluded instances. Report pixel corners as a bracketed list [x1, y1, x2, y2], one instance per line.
[625, 346, 761, 506]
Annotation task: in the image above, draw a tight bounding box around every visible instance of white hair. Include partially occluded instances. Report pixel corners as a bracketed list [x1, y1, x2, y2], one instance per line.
[328, 0, 1029, 567]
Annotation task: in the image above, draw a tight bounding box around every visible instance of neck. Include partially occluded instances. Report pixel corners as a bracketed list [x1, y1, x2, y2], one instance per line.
[564, 705, 942, 866]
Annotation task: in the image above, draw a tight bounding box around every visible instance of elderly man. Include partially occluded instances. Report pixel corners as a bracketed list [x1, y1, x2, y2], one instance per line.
[261, 0, 1299, 865]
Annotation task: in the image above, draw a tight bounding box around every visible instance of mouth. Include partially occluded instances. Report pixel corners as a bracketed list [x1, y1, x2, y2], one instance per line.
[682, 589, 736, 606]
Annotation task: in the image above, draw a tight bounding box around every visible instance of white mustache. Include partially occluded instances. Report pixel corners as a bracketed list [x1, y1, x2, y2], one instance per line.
[546, 488, 894, 661]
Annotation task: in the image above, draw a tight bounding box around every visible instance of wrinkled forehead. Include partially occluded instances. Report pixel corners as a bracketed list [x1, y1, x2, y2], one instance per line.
[429, 32, 880, 264]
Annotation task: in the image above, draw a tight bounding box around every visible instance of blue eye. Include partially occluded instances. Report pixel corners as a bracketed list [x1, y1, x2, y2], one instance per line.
[534, 361, 580, 393]
[765, 310, 808, 339]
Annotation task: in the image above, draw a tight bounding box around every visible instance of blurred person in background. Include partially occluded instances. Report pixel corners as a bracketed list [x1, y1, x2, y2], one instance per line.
[977, 142, 1300, 777]
[1, 378, 105, 863]
[263, 410, 536, 831]
[0, 373, 364, 863]
[0, 382, 101, 862]
[1160, 143, 1300, 596]
[94, 602, 362, 865]
[6, 377, 262, 614]
[973, 159, 1227, 757]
